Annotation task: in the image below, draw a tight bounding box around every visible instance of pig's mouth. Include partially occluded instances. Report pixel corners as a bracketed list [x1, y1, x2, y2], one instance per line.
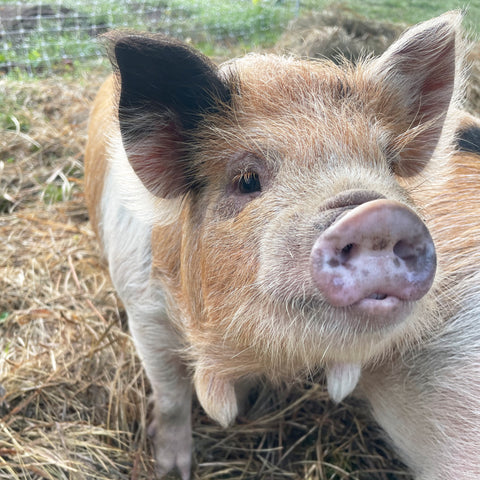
[300, 291, 413, 330]
[366, 292, 388, 300]
[355, 293, 403, 311]
[347, 294, 413, 327]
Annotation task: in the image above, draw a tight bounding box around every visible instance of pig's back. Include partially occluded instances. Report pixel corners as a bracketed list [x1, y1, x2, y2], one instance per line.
[422, 113, 480, 282]
[84, 75, 117, 238]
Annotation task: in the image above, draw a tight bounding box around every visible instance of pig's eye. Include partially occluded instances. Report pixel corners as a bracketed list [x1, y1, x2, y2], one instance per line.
[235, 171, 261, 195]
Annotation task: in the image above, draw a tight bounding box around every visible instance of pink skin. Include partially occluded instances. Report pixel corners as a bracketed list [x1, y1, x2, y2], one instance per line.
[310, 200, 436, 318]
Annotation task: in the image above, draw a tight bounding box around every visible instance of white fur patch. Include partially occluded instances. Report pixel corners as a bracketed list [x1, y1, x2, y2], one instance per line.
[99, 163, 154, 302]
[107, 131, 183, 227]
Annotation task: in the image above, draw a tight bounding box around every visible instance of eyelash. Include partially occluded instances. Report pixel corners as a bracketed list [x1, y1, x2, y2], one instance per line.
[234, 171, 262, 195]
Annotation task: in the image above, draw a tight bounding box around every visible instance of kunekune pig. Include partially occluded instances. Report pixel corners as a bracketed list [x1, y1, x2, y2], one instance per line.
[84, 11, 480, 480]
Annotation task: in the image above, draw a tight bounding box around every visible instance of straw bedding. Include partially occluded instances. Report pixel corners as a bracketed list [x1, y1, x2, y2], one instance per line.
[2, 13, 479, 478]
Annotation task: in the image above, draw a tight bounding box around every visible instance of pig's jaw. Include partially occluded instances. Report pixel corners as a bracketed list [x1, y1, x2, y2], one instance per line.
[194, 362, 365, 427]
[342, 298, 415, 330]
[353, 296, 407, 319]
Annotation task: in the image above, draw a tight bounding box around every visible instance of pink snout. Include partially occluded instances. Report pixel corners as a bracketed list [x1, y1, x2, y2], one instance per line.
[310, 199, 436, 316]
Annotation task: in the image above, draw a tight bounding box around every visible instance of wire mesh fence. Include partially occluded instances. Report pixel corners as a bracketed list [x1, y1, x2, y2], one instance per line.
[0, 0, 300, 75]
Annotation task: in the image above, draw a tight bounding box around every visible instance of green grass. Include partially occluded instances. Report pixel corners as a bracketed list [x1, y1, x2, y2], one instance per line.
[318, 1, 480, 36]
[0, 0, 297, 76]
[0, 0, 478, 77]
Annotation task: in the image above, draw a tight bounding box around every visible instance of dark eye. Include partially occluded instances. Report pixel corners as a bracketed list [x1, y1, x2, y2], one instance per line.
[236, 171, 261, 195]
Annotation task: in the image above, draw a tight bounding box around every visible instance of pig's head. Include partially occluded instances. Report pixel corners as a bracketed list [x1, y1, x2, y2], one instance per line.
[106, 12, 463, 426]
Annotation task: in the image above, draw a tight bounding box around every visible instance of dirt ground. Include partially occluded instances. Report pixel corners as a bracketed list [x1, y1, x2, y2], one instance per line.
[1, 10, 479, 480]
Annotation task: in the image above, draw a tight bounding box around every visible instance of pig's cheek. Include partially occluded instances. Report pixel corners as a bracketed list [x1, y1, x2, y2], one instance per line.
[200, 214, 262, 312]
[212, 197, 246, 220]
[256, 219, 316, 302]
[212, 191, 264, 221]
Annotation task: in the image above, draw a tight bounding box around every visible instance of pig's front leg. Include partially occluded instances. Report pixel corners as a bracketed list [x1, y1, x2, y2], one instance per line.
[104, 203, 193, 478]
[127, 301, 192, 480]
[360, 310, 480, 479]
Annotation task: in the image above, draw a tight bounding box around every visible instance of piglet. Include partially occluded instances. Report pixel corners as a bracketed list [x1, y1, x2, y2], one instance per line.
[84, 11, 480, 479]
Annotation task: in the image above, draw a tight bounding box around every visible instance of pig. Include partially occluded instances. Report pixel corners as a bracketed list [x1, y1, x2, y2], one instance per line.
[84, 11, 480, 480]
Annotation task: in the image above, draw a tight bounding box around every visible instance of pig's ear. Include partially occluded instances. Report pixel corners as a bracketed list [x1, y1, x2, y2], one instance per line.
[371, 12, 463, 176]
[105, 33, 232, 198]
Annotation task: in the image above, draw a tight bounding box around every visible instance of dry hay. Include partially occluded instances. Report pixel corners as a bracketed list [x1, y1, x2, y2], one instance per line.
[275, 7, 405, 63]
[0, 17, 452, 478]
[277, 7, 480, 117]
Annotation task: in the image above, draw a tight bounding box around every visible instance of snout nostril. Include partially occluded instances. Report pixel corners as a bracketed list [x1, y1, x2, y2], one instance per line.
[340, 243, 355, 262]
[393, 240, 415, 260]
[311, 199, 437, 307]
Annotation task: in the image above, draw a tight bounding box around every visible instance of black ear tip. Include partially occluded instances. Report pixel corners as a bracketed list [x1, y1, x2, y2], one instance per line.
[106, 33, 212, 79]
[112, 35, 149, 62]
[101, 31, 159, 68]
[113, 37, 132, 53]
[110, 31, 232, 134]
[100, 31, 127, 69]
